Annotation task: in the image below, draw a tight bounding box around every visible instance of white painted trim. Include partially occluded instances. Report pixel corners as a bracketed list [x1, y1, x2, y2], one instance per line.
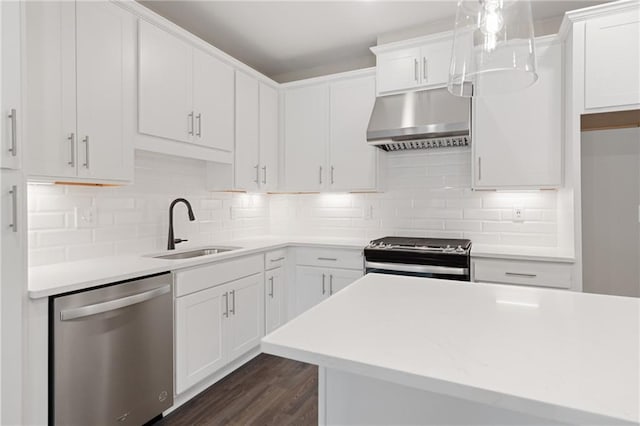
[111, 0, 280, 89]
[279, 67, 375, 89]
[559, 0, 640, 39]
[370, 30, 454, 55]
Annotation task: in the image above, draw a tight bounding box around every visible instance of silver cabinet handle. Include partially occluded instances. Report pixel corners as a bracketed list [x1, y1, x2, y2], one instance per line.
[82, 136, 90, 169]
[268, 276, 274, 298]
[188, 112, 194, 136]
[478, 157, 482, 181]
[319, 166, 323, 184]
[8, 108, 17, 157]
[232, 289, 237, 314]
[262, 165, 267, 184]
[223, 292, 229, 318]
[196, 113, 202, 137]
[322, 273, 326, 295]
[414, 58, 419, 82]
[253, 164, 259, 183]
[270, 257, 285, 263]
[60, 285, 170, 321]
[318, 257, 337, 261]
[423, 57, 428, 81]
[505, 272, 538, 278]
[330, 166, 335, 185]
[329, 274, 333, 295]
[8, 185, 17, 233]
[67, 133, 75, 167]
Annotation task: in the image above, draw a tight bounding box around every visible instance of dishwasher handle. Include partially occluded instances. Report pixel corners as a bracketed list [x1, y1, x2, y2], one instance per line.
[60, 285, 171, 321]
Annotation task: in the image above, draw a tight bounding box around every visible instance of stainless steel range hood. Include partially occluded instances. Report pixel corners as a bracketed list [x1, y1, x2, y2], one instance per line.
[366, 87, 471, 151]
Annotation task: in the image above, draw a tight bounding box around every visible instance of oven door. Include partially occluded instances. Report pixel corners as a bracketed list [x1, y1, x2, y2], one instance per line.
[365, 261, 470, 281]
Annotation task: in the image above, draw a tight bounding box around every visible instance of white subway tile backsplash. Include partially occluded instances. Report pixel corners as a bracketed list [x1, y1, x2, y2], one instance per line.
[28, 149, 559, 266]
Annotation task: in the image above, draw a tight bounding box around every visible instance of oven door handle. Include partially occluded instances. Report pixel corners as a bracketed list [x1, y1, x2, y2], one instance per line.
[365, 261, 468, 276]
[60, 285, 171, 321]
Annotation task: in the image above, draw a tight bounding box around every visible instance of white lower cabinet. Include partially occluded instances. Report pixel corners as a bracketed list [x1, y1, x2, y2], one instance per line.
[174, 265, 264, 394]
[472, 258, 573, 289]
[265, 266, 286, 334]
[294, 266, 363, 316]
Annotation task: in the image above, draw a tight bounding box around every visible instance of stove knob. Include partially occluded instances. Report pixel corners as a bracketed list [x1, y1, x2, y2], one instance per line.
[455, 245, 465, 253]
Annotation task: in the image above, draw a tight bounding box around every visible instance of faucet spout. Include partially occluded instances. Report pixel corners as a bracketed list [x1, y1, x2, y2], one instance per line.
[168, 198, 196, 250]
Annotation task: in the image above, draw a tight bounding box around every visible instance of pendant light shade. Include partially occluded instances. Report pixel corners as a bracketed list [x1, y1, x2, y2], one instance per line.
[448, 0, 537, 97]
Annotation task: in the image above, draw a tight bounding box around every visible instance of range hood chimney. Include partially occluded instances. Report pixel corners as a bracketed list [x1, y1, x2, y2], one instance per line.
[366, 87, 471, 151]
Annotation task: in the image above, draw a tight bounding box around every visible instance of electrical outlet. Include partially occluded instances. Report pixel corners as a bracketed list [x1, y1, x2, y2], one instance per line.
[75, 206, 97, 228]
[512, 206, 524, 222]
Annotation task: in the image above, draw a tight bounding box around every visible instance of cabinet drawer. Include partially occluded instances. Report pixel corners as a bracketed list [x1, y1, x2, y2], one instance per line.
[265, 249, 286, 270]
[175, 254, 264, 297]
[295, 247, 363, 270]
[473, 258, 572, 289]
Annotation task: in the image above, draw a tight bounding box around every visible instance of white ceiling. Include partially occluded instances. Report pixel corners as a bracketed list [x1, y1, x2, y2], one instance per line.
[139, 1, 608, 82]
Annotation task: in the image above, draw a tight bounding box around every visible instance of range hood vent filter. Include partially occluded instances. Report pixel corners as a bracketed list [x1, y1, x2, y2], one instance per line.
[377, 135, 470, 152]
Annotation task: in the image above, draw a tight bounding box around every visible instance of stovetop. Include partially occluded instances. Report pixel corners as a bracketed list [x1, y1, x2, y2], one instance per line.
[364, 236, 471, 268]
[366, 237, 471, 254]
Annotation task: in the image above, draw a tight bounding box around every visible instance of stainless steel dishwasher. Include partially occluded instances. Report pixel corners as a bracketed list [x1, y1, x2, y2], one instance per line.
[51, 273, 174, 425]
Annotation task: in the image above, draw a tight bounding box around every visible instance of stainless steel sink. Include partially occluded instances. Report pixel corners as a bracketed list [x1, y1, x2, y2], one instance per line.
[152, 246, 239, 260]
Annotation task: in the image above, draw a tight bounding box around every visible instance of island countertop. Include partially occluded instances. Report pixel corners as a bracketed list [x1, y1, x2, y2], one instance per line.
[261, 274, 640, 425]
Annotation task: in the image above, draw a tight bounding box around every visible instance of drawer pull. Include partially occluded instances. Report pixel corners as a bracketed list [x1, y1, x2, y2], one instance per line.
[318, 257, 337, 261]
[270, 257, 285, 262]
[505, 272, 537, 278]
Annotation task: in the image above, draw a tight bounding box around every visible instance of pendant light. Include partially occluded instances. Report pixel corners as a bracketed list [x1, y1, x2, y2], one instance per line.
[448, 0, 537, 97]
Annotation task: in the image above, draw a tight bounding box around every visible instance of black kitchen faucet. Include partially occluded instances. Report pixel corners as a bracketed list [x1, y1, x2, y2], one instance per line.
[167, 198, 196, 250]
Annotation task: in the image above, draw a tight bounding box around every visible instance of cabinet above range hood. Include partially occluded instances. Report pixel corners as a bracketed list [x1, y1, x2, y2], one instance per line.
[366, 88, 471, 151]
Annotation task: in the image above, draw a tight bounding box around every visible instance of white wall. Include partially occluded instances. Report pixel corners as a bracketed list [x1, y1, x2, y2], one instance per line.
[271, 148, 558, 246]
[28, 148, 560, 266]
[27, 151, 269, 266]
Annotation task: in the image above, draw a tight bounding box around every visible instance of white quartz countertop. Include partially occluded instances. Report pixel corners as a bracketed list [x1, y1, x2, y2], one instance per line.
[471, 244, 575, 263]
[262, 274, 639, 424]
[28, 236, 368, 298]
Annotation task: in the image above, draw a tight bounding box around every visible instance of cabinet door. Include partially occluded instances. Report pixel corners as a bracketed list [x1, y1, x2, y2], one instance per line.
[376, 47, 422, 94]
[265, 267, 286, 334]
[226, 273, 265, 361]
[193, 49, 234, 151]
[420, 40, 452, 89]
[1, 170, 25, 424]
[234, 71, 260, 191]
[328, 268, 363, 296]
[294, 266, 329, 316]
[585, 9, 640, 109]
[329, 75, 377, 191]
[175, 284, 227, 394]
[473, 42, 562, 189]
[259, 83, 279, 191]
[284, 85, 328, 191]
[76, 1, 134, 182]
[138, 20, 193, 144]
[25, 1, 77, 178]
[1, 1, 21, 170]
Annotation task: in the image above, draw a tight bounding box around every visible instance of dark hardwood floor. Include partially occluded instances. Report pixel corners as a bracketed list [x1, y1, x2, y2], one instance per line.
[157, 354, 318, 425]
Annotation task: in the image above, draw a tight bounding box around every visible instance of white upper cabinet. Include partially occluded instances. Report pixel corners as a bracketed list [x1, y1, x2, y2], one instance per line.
[234, 72, 279, 192]
[1, 1, 22, 170]
[283, 72, 380, 192]
[374, 37, 452, 95]
[259, 83, 279, 191]
[235, 71, 260, 191]
[329, 75, 377, 191]
[584, 8, 640, 110]
[472, 39, 563, 189]
[193, 49, 235, 151]
[284, 84, 328, 192]
[138, 20, 234, 152]
[138, 20, 193, 144]
[25, 1, 134, 183]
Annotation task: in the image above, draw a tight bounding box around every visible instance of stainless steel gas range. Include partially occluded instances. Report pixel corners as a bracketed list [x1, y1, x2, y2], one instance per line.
[364, 236, 472, 281]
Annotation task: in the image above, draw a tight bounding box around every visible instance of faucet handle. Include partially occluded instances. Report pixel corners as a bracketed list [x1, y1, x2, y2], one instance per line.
[174, 238, 188, 245]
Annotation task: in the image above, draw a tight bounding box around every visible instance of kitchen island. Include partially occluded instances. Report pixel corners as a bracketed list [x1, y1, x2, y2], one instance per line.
[261, 274, 639, 425]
